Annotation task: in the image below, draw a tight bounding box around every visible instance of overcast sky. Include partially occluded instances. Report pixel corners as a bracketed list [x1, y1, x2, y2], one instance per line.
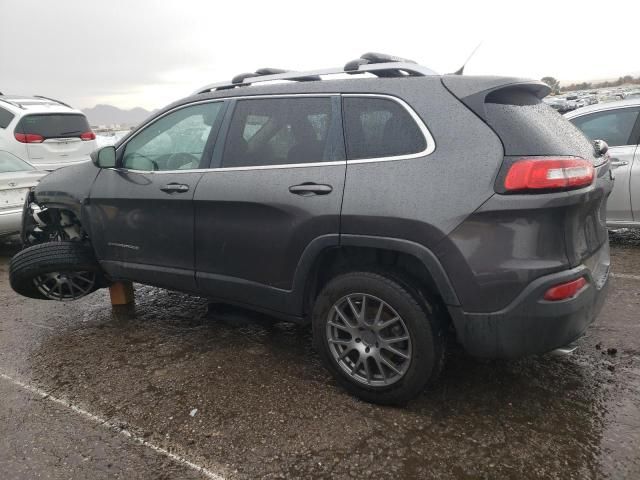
[1, 0, 638, 110]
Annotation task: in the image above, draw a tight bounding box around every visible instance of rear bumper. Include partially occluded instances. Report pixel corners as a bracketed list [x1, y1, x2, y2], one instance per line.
[0, 207, 22, 236]
[450, 259, 610, 359]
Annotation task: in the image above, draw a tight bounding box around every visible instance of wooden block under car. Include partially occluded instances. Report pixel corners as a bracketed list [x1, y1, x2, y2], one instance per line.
[109, 281, 135, 305]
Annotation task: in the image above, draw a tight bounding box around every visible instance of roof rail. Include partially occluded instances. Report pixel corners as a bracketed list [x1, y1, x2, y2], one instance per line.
[232, 68, 288, 85]
[230, 68, 322, 87]
[33, 95, 72, 108]
[194, 54, 437, 94]
[0, 97, 25, 109]
[343, 52, 416, 72]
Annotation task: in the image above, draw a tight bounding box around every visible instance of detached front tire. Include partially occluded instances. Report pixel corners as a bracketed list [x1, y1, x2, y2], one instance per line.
[9, 241, 103, 300]
[312, 271, 446, 405]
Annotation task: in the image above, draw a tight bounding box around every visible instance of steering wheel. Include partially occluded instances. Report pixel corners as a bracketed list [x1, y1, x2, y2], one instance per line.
[125, 153, 159, 171]
[166, 152, 199, 170]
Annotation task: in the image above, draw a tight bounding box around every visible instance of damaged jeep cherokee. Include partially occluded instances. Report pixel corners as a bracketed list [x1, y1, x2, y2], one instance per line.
[9, 54, 613, 404]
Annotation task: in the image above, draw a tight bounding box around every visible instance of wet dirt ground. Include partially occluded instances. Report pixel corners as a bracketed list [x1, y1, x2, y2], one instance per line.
[1, 232, 639, 479]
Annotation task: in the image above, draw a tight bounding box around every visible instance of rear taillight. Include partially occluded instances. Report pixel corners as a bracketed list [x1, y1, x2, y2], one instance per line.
[543, 277, 587, 301]
[14, 133, 44, 144]
[504, 157, 594, 192]
[80, 131, 96, 141]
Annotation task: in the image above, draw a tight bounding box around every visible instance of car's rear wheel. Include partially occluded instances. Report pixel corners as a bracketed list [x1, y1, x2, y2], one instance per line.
[312, 271, 446, 405]
[9, 241, 103, 300]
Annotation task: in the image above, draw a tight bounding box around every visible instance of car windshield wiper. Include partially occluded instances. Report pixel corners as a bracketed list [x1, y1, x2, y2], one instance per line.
[59, 130, 82, 135]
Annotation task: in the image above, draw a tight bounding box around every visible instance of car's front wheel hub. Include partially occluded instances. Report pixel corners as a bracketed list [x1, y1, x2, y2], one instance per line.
[33, 271, 96, 301]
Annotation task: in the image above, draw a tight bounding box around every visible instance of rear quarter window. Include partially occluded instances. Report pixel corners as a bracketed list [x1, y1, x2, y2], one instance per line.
[342, 97, 426, 160]
[15, 113, 90, 139]
[0, 106, 14, 128]
[483, 88, 596, 161]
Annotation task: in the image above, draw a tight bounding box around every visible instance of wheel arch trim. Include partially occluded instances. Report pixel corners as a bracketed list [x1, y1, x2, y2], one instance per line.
[339, 235, 460, 306]
[293, 234, 460, 310]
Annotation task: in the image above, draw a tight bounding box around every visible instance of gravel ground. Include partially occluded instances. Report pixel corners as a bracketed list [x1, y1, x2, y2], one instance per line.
[0, 231, 639, 479]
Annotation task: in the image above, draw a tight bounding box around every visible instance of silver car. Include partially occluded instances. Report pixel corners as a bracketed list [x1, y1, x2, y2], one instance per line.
[0, 151, 47, 237]
[566, 99, 640, 228]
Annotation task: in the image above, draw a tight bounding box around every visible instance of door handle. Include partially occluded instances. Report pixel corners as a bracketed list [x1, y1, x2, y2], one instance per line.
[289, 183, 333, 196]
[610, 159, 629, 168]
[161, 183, 190, 193]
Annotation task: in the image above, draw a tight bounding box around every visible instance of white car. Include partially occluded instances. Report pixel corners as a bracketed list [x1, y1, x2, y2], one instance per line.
[0, 95, 97, 171]
[0, 151, 47, 237]
[566, 99, 640, 228]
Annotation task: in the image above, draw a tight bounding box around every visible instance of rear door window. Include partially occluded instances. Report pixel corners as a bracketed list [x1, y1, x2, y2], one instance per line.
[15, 114, 91, 139]
[570, 108, 640, 147]
[222, 97, 340, 168]
[342, 97, 427, 160]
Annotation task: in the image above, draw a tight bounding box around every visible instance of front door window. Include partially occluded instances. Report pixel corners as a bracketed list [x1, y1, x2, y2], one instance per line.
[570, 107, 640, 147]
[123, 102, 224, 171]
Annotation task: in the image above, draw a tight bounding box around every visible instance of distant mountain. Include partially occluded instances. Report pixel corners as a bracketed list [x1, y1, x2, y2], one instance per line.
[83, 104, 154, 127]
[560, 71, 640, 86]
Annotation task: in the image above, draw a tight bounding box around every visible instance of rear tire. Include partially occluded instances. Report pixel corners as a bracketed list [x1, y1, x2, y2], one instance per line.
[312, 271, 446, 405]
[9, 241, 103, 300]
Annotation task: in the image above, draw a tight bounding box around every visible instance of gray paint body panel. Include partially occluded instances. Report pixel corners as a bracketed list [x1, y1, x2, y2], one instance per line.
[88, 169, 203, 291]
[341, 78, 504, 245]
[30, 162, 100, 219]
[193, 164, 346, 291]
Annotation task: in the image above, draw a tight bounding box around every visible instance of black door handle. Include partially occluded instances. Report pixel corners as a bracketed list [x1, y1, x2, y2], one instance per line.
[161, 183, 190, 193]
[289, 183, 333, 196]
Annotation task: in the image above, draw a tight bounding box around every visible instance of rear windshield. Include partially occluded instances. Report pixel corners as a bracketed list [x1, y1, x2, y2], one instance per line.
[15, 114, 90, 139]
[484, 88, 597, 163]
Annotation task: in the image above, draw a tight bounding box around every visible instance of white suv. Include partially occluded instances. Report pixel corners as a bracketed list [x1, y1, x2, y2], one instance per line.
[0, 94, 97, 170]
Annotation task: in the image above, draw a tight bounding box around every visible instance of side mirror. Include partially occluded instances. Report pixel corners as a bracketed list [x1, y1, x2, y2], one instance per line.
[91, 146, 117, 168]
[593, 139, 609, 157]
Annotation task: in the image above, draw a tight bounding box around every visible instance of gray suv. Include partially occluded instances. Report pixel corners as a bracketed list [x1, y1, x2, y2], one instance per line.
[9, 54, 613, 404]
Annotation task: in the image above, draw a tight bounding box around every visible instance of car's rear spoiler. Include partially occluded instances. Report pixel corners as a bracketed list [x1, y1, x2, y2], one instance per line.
[441, 75, 551, 120]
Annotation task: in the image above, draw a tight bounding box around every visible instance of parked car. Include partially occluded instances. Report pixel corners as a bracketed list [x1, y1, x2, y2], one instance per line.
[565, 95, 582, 111]
[0, 151, 47, 237]
[566, 99, 640, 228]
[0, 95, 97, 171]
[9, 53, 613, 404]
[585, 95, 599, 105]
[544, 97, 570, 113]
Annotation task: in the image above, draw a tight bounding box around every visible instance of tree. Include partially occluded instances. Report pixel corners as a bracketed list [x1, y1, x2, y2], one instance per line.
[547, 74, 640, 94]
[541, 76, 560, 94]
